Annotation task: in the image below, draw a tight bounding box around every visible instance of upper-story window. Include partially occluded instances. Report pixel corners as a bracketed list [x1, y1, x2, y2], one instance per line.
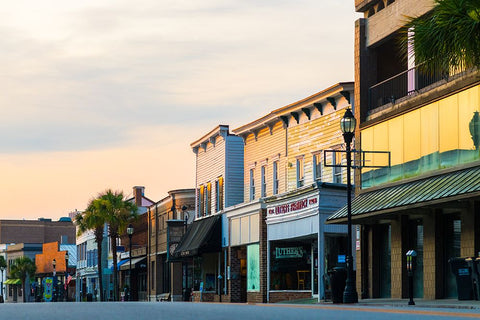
[273, 161, 279, 195]
[296, 156, 305, 188]
[206, 182, 212, 215]
[198, 185, 205, 217]
[250, 168, 255, 201]
[332, 151, 342, 184]
[215, 177, 224, 212]
[261, 166, 267, 197]
[313, 152, 322, 181]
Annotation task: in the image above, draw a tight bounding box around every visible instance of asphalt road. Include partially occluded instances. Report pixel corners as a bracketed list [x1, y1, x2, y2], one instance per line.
[2, 302, 480, 320]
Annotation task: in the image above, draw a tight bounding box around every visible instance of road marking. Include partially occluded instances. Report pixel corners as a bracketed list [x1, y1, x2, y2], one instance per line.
[255, 304, 480, 318]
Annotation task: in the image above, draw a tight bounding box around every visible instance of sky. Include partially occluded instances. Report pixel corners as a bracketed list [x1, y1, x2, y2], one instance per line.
[0, 1, 360, 220]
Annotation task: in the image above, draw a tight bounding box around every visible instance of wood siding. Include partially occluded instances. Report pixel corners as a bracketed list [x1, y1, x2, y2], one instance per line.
[287, 95, 354, 190]
[243, 121, 287, 202]
[225, 135, 244, 208]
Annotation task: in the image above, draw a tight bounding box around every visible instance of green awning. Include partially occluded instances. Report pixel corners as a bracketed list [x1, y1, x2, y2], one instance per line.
[327, 165, 480, 223]
[4, 279, 21, 285]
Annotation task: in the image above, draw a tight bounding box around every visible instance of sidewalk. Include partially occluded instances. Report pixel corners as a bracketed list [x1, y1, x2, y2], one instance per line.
[279, 297, 480, 310]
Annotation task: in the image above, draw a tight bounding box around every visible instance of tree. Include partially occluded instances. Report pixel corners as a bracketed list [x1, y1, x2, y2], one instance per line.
[75, 200, 107, 301]
[97, 190, 138, 301]
[10, 256, 36, 303]
[403, 0, 480, 74]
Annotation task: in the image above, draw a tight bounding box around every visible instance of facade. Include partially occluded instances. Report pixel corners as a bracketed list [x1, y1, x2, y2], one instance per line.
[0, 217, 75, 302]
[327, 0, 480, 300]
[118, 186, 155, 301]
[172, 125, 244, 303]
[231, 82, 354, 303]
[147, 189, 195, 301]
[35, 242, 76, 302]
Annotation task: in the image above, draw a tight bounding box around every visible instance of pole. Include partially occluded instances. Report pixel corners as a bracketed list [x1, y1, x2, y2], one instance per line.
[129, 235, 132, 301]
[343, 134, 358, 303]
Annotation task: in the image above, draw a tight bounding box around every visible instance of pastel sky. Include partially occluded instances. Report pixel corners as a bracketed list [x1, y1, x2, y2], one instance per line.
[0, 1, 359, 220]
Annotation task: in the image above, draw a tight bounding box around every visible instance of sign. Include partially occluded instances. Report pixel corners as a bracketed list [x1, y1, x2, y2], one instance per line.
[267, 196, 318, 217]
[275, 247, 304, 259]
[199, 282, 204, 292]
[43, 277, 53, 302]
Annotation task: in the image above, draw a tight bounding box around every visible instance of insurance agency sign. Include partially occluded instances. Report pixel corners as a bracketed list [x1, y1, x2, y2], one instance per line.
[267, 196, 318, 217]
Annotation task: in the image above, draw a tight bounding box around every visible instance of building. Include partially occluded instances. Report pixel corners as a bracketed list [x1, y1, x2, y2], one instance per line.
[117, 186, 155, 301]
[230, 82, 354, 303]
[147, 189, 195, 301]
[35, 242, 76, 302]
[0, 217, 75, 302]
[172, 125, 244, 302]
[327, 0, 480, 300]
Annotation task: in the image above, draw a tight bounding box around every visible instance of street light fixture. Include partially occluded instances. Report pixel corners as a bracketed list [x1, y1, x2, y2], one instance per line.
[340, 107, 358, 304]
[65, 252, 69, 302]
[127, 223, 134, 301]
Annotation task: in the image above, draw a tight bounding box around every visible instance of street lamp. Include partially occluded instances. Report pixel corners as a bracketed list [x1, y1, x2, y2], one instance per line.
[52, 259, 57, 302]
[65, 252, 69, 302]
[127, 223, 134, 301]
[340, 107, 358, 304]
[0, 264, 4, 298]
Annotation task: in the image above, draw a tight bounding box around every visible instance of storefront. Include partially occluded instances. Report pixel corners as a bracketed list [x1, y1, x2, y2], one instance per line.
[173, 214, 223, 302]
[265, 183, 349, 303]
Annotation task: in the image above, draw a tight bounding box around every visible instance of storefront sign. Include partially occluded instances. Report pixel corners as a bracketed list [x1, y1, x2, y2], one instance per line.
[275, 247, 304, 259]
[267, 196, 317, 217]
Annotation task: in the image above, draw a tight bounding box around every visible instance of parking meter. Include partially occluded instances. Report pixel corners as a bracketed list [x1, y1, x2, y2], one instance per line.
[406, 250, 417, 305]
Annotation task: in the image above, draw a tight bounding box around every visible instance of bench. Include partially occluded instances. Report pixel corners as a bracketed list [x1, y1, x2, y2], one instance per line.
[157, 293, 170, 302]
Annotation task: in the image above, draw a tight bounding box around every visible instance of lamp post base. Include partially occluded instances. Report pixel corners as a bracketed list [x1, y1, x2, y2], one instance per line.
[343, 255, 358, 304]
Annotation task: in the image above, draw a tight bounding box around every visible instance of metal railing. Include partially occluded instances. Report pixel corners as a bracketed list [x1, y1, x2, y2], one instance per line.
[368, 64, 449, 112]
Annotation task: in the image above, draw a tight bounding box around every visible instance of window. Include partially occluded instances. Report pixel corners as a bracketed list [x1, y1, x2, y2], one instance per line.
[206, 182, 212, 215]
[296, 157, 304, 187]
[261, 166, 267, 197]
[215, 177, 224, 212]
[313, 153, 322, 181]
[198, 186, 205, 217]
[249, 168, 255, 201]
[333, 151, 342, 183]
[273, 161, 279, 195]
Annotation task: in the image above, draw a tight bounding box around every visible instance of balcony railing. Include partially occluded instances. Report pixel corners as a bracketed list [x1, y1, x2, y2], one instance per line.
[368, 64, 449, 112]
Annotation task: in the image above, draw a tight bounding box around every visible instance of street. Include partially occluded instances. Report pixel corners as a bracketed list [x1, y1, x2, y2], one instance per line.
[2, 302, 480, 320]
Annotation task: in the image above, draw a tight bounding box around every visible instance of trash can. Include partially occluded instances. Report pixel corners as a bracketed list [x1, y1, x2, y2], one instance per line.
[86, 293, 93, 302]
[329, 267, 347, 303]
[467, 257, 480, 300]
[449, 257, 473, 300]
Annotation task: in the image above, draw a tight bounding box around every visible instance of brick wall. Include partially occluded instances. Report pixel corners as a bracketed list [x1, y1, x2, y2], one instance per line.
[390, 218, 403, 298]
[228, 246, 242, 302]
[268, 291, 311, 303]
[423, 213, 436, 299]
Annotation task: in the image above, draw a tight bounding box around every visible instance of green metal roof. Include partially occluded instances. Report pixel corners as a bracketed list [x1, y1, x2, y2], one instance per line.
[327, 165, 480, 222]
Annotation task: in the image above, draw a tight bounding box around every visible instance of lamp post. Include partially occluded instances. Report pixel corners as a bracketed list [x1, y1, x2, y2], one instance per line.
[340, 107, 358, 304]
[65, 252, 69, 302]
[0, 265, 4, 298]
[52, 259, 56, 302]
[127, 223, 134, 301]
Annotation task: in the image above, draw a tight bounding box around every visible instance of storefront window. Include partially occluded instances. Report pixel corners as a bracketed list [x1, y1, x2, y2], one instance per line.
[270, 241, 311, 291]
[247, 244, 260, 292]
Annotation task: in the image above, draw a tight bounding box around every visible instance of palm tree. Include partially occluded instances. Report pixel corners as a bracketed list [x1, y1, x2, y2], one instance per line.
[97, 189, 138, 301]
[403, 0, 480, 74]
[10, 256, 36, 303]
[75, 201, 107, 301]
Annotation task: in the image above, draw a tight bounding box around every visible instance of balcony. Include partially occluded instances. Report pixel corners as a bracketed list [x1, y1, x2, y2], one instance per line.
[368, 64, 449, 113]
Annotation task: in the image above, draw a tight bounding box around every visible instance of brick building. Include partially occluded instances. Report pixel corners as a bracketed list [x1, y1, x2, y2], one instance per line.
[0, 218, 75, 245]
[327, 0, 480, 300]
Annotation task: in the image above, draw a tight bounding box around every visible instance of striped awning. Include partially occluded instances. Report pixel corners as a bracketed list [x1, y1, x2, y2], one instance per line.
[4, 279, 21, 285]
[327, 165, 480, 223]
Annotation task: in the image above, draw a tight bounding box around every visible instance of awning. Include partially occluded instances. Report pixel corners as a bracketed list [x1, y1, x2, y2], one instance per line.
[111, 259, 130, 271]
[173, 215, 222, 258]
[120, 257, 147, 271]
[327, 166, 480, 223]
[4, 279, 21, 285]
